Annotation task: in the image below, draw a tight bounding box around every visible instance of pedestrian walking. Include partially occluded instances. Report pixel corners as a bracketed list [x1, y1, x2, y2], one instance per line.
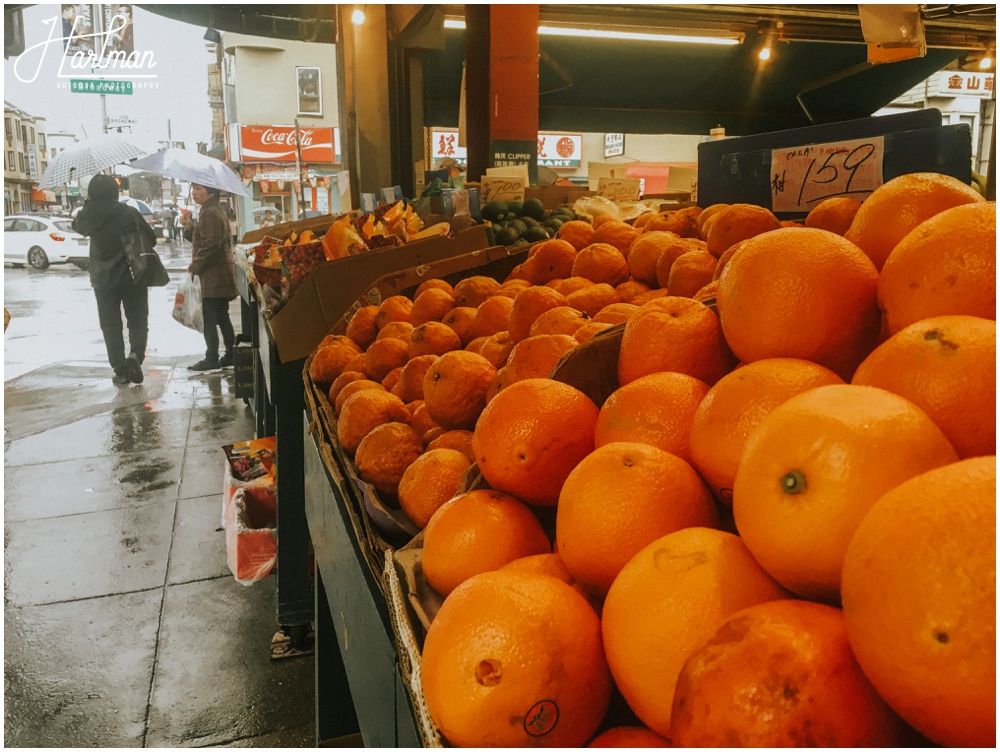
[72, 173, 157, 385]
[181, 183, 239, 371]
[159, 205, 176, 240]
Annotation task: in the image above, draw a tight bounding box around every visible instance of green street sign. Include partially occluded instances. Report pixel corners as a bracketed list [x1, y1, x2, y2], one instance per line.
[70, 79, 133, 95]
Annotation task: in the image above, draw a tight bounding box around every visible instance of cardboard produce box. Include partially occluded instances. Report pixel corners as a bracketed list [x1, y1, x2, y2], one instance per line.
[264, 221, 493, 363]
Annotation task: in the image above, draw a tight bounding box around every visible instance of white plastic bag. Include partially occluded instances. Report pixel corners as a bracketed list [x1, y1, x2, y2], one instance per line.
[172, 275, 204, 332]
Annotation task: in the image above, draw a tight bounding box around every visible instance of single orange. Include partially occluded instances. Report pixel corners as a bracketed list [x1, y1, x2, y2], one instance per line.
[705, 203, 781, 257]
[549, 276, 596, 296]
[566, 283, 621, 318]
[556, 442, 718, 598]
[654, 237, 706, 289]
[592, 302, 639, 325]
[354, 422, 423, 500]
[309, 344, 359, 387]
[587, 726, 671, 747]
[716, 227, 881, 380]
[391, 353, 438, 403]
[507, 285, 569, 343]
[473, 378, 598, 506]
[397, 448, 472, 528]
[644, 210, 698, 238]
[666, 250, 717, 297]
[422, 489, 551, 596]
[408, 321, 462, 359]
[327, 370, 367, 407]
[503, 333, 578, 383]
[841, 456, 996, 747]
[333, 378, 385, 416]
[470, 295, 515, 339]
[381, 366, 403, 393]
[571, 243, 630, 287]
[528, 306, 590, 338]
[695, 203, 729, 240]
[733, 384, 959, 602]
[364, 336, 410, 382]
[374, 295, 413, 330]
[618, 297, 735, 386]
[414, 278, 454, 299]
[317, 334, 362, 353]
[422, 350, 497, 431]
[804, 196, 862, 236]
[345, 305, 379, 350]
[409, 287, 455, 326]
[601, 528, 789, 737]
[626, 231, 679, 287]
[614, 279, 651, 303]
[336, 389, 409, 454]
[477, 330, 515, 369]
[425, 429, 475, 461]
[671, 600, 909, 747]
[877, 202, 996, 334]
[844, 171, 985, 271]
[452, 275, 501, 308]
[421, 569, 612, 747]
[689, 358, 843, 504]
[593, 220, 640, 257]
[595, 371, 709, 462]
[557, 219, 597, 251]
[521, 238, 577, 284]
[440, 306, 478, 345]
[852, 315, 995, 458]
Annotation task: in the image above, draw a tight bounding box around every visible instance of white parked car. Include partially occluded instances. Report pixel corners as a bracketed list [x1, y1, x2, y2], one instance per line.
[3, 214, 90, 270]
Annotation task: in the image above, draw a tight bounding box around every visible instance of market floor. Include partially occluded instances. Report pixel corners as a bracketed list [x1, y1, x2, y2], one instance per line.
[4, 354, 315, 747]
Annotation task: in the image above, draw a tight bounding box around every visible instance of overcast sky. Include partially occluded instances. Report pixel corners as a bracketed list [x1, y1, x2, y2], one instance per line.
[5, 3, 214, 151]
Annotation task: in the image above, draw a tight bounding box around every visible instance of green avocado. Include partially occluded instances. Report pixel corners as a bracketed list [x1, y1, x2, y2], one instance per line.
[506, 201, 524, 216]
[521, 198, 546, 221]
[523, 226, 549, 243]
[483, 201, 509, 222]
[509, 219, 528, 236]
[497, 226, 521, 246]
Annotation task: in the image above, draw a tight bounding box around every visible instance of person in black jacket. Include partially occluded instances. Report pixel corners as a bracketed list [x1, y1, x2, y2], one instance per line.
[72, 174, 158, 385]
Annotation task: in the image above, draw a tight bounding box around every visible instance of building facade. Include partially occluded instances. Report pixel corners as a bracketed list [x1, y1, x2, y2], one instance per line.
[4, 101, 50, 214]
[219, 33, 343, 232]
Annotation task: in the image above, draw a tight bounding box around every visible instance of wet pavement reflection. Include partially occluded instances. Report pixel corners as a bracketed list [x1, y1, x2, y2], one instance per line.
[4, 256, 314, 746]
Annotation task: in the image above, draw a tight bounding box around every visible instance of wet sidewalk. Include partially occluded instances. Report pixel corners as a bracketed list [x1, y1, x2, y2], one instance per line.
[4, 350, 314, 746]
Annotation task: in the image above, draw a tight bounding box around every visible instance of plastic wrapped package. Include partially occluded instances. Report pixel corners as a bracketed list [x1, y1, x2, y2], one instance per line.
[224, 485, 277, 585]
[222, 437, 276, 516]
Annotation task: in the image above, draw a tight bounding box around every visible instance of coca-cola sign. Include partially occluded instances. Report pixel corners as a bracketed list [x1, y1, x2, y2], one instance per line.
[239, 124, 340, 164]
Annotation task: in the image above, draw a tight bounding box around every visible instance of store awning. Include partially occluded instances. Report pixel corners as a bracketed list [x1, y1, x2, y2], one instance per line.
[31, 188, 57, 203]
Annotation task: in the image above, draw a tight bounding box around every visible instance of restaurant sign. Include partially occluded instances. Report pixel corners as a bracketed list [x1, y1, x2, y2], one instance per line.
[938, 71, 995, 97]
[430, 128, 582, 169]
[237, 124, 341, 164]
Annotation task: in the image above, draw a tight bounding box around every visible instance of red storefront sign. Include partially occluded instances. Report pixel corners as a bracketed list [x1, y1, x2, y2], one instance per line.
[239, 125, 340, 163]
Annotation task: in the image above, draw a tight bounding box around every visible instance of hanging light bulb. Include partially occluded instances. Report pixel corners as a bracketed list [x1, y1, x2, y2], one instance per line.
[758, 45, 772, 61]
[979, 52, 994, 70]
[351, 7, 366, 26]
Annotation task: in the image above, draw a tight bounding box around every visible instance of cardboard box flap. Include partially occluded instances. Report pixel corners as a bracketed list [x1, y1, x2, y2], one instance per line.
[549, 323, 624, 408]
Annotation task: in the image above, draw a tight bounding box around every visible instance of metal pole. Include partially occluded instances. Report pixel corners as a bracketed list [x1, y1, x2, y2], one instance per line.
[293, 118, 307, 218]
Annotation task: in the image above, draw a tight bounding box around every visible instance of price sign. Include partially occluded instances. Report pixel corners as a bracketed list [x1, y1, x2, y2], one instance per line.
[597, 177, 641, 202]
[480, 177, 526, 204]
[770, 136, 885, 213]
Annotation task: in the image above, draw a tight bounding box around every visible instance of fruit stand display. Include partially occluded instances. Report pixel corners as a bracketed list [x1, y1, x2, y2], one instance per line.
[298, 142, 994, 746]
[232, 206, 496, 656]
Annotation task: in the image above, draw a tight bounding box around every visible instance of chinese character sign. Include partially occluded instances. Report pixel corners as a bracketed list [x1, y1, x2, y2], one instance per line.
[430, 128, 468, 166]
[538, 132, 582, 168]
[941, 71, 995, 96]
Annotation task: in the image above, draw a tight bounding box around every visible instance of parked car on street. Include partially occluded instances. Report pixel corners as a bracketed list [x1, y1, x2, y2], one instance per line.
[3, 214, 90, 270]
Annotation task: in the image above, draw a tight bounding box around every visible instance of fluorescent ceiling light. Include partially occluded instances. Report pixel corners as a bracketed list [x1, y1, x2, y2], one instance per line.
[351, 8, 366, 26]
[443, 18, 741, 46]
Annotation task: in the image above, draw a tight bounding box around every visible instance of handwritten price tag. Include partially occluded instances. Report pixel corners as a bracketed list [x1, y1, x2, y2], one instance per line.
[770, 136, 885, 213]
[480, 177, 526, 204]
[597, 177, 641, 202]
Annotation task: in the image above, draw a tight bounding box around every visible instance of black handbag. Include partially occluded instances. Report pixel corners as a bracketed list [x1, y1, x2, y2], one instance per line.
[123, 211, 169, 287]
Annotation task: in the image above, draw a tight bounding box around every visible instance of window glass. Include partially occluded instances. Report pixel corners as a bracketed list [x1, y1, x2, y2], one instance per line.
[12, 219, 32, 231]
[54, 221, 74, 233]
[28, 220, 46, 231]
[4, 218, 15, 231]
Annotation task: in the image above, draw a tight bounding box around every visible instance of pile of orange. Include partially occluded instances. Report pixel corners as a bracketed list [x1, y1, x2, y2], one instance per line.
[303, 172, 994, 747]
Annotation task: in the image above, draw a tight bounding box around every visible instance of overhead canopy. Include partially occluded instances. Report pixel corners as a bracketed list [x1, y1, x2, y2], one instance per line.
[136, 3, 993, 137]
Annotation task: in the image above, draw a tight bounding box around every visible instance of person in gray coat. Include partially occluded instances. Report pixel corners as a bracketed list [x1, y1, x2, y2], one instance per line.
[181, 183, 239, 371]
[72, 173, 157, 385]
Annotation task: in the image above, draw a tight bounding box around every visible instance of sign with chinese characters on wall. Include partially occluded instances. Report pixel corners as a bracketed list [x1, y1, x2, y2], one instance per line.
[938, 71, 995, 97]
[604, 133, 624, 158]
[537, 132, 583, 168]
[430, 128, 583, 169]
[431, 128, 468, 166]
[237, 124, 341, 164]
